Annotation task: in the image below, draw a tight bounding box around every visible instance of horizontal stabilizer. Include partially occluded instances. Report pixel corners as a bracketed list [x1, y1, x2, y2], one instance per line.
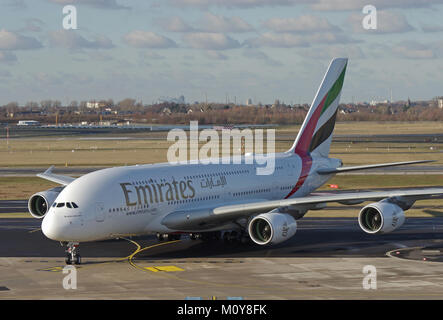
[317, 160, 434, 175]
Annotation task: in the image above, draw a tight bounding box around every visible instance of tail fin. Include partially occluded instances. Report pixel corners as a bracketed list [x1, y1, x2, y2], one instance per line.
[289, 58, 347, 157]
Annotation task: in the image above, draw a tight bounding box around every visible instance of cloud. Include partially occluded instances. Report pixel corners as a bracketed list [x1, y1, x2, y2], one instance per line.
[3, 0, 27, 9]
[141, 52, 166, 60]
[123, 31, 177, 48]
[183, 33, 241, 50]
[0, 70, 12, 77]
[243, 48, 282, 66]
[168, 0, 443, 10]
[391, 41, 437, 59]
[168, 0, 301, 8]
[159, 14, 254, 33]
[0, 51, 17, 64]
[262, 15, 340, 33]
[200, 13, 254, 33]
[311, 0, 443, 11]
[299, 45, 366, 59]
[421, 24, 443, 33]
[48, 0, 129, 9]
[0, 29, 43, 50]
[159, 17, 195, 33]
[347, 11, 414, 34]
[49, 30, 115, 49]
[246, 32, 309, 48]
[246, 31, 356, 48]
[204, 50, 229, 60]
[20, 19, 45, 33]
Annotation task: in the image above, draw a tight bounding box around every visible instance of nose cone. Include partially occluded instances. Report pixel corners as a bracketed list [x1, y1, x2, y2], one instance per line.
[42, 212, 65, 241]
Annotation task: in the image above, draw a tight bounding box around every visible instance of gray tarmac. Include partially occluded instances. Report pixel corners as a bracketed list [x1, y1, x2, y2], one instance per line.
[0, 217, 443, 299]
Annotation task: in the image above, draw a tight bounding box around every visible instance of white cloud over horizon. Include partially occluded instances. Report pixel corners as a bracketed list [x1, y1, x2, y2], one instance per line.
[0, 29, 43, 50]
[182, 32, 241, 50]
[0, 0, 442, 105]
[122, 31, 177, 48]
[49, 30, 115, 49]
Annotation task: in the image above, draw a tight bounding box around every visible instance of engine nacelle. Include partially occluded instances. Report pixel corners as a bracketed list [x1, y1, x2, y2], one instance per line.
[358, 200, 405, 234]
[248, 212, 297, 245]
[28, 187, 64, 219]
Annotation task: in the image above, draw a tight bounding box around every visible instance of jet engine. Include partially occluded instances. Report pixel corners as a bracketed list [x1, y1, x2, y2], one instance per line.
[28, 187, 64, 219]
[248, 212, 297, 245]
[358, 200, 405, 234]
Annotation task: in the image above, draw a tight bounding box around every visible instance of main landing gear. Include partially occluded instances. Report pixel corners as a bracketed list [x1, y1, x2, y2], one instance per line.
[222, 230, 250, 244]
[156, 233, 182, 241]
[188, 231, 250, 244]
[189, 231, 221, 241]
[65, 242, 81, 265]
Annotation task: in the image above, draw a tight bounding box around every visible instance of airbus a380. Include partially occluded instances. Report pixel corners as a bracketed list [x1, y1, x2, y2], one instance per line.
[28, 58, 443, 264]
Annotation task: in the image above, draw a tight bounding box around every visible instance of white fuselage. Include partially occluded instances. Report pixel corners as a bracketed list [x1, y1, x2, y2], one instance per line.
[41, 152, 340, 242]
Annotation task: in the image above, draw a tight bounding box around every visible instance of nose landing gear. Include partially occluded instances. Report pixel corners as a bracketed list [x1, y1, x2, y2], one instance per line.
[65, 242, 81, 265]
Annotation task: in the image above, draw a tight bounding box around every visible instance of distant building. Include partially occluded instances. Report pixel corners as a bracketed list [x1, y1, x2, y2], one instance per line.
[436, 97, 443, 109]
[271, 99, 280, 108]
[162, 107, 172, 115]
[86, 101, 100, 109]
[98, 121, 112, 126]
[17, 120, 40, 126]
[370, 99, 389, 106]
[246, 98, 253, 106]
[86, 101, 108, 109]
[157, 95, 185, 104]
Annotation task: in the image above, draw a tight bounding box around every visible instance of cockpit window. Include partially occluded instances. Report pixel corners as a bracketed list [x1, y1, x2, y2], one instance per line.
[72, 202, 79, 208]
[66, 202, 72, 208]
[56, 203, 65, 208]
[52, 202, 57, 207]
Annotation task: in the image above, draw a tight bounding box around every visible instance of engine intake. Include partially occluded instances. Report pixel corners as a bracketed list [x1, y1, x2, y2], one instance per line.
[358, 200, 405, 234]
[28, 187, 64, 219]
[248, 212, 297, 245]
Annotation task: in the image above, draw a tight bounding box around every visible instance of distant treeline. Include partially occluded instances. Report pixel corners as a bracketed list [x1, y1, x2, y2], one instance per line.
[1, 101, 442, 125]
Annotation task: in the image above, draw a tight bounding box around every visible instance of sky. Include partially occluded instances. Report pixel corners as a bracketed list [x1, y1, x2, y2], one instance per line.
[0, 0, 443, 105]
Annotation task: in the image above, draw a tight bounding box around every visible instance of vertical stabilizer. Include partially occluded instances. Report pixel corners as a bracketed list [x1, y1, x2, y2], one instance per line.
[289, 58, 347, 157]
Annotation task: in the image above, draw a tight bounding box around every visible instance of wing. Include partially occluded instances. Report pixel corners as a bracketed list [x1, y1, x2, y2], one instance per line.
[37, 166, 76, 186]
[162, 188, 443, 231]
[317, 160, 434, 175]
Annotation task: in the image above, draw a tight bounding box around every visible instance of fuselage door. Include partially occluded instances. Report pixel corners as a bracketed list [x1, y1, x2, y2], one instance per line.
[96, 202, 105, 222]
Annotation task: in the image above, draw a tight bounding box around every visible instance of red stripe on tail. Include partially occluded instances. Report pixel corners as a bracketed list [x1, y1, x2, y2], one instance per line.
[294, 93, 327, 155]
[284, 153, 312, 199]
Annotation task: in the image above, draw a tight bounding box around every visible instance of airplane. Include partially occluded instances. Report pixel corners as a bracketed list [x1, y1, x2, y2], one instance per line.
[27, 58, 443, 265]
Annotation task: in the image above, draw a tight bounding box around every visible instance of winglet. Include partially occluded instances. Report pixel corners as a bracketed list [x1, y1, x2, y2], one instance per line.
[37, 166, 76, 186]
[43, 165, 55, 174]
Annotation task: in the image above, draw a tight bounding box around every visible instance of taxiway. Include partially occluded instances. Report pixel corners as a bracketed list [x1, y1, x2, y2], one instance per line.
[0, 217, 442, 299]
